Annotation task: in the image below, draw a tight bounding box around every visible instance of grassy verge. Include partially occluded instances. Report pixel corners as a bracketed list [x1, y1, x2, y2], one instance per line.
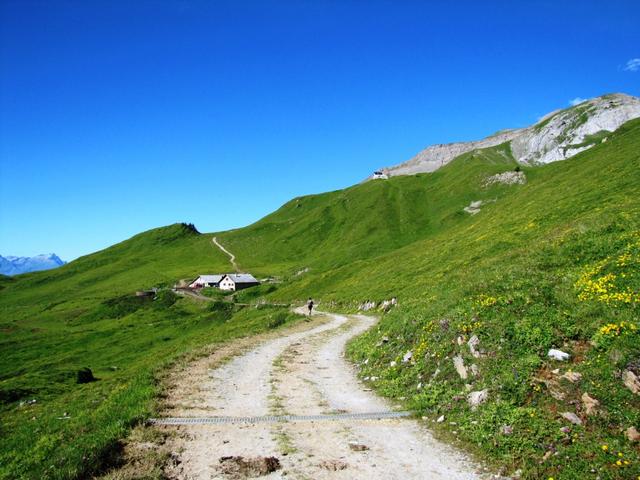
[346, 222, 640, 479]
[0, 291, 301, 479]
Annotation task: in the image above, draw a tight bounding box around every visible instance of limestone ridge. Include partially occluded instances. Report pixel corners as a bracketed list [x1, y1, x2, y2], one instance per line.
[375, 93, 640, 178]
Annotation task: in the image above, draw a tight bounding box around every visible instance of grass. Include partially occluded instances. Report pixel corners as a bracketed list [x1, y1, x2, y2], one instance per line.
[0, 223, 301, 479]
[217, 141, 519, 278]
[233, 117, 639, 478]
[0, 298, 301, 479]
[1, 114, 639, 478]
[335, 119, 640, 479]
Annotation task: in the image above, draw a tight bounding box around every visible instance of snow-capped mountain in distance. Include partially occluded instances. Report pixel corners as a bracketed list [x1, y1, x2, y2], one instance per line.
[0, 253, 66, 276]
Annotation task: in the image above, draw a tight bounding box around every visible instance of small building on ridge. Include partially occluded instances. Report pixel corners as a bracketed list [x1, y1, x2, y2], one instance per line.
[219, 273, 260, 291]
[188, 275, 224, 289]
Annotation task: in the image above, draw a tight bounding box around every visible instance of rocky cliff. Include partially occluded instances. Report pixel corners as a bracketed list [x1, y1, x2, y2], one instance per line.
[376, 93, 640, 178]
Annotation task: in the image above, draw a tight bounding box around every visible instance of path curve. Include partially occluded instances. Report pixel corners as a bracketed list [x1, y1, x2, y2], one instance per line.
[174, 288, 215, 302]
[159, 311, 484, 479]
[212, 236, 239, 272]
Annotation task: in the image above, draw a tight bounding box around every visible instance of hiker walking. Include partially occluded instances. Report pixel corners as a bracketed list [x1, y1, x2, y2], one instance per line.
[307, 298, 314, 316]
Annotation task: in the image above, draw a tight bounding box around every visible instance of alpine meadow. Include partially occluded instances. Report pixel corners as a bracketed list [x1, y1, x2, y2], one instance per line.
[2, 88, 640, 479]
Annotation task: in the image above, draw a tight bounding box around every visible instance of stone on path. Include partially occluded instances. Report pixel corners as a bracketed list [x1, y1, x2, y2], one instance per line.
[218, 456, 281, 478]
[348, 441, 369, 452]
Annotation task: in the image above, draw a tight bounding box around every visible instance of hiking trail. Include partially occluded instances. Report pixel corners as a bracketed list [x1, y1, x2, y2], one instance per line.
[212, 236, 239, 272]
[155, 310, 485, 479]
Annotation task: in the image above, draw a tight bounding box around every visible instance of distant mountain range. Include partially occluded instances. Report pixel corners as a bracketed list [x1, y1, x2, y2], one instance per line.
[0, 254, 66, 276]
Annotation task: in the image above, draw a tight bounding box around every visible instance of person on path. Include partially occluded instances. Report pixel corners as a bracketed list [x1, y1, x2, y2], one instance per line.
[307, 298, 314, 316]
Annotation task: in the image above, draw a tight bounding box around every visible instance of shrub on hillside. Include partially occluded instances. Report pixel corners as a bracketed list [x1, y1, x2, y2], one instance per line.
[92, 295, 151, 320]
[268, 311, 289, 329]
[76, 367, 96, 384]
[208, 300, 234, 313]
[153, 290, 177, 309]
[234, 284, 278, 303]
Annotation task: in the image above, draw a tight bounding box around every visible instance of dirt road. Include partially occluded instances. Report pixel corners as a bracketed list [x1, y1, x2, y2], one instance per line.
[158, 311, 483, 479]
[212, 237, 239, 272]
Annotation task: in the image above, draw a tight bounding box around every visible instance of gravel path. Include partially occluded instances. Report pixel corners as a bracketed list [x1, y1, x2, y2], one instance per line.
[160, 311, 484, 479]
[212, 236, 239, 272]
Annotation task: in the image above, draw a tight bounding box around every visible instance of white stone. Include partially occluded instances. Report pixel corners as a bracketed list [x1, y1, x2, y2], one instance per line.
[625, 426, 640, 442]
[453, 355, 468, 380]
[468, 335, 481, 358]
[484, 171, 526, 186]
[468, 389, 489, 410]
[581, 392, 599, 416]
[548, 349, 570, 361]
[561, 371, 582, 383]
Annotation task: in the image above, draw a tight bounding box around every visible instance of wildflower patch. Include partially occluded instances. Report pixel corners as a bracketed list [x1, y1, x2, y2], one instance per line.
[592, 321, 638, 348]
[575, 233, 640, 307]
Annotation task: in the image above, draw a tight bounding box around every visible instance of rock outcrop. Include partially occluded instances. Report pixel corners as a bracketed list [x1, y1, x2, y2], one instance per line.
[372, 94, 640, 179]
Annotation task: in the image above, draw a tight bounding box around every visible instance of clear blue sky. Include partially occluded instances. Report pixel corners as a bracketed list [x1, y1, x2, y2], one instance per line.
[1, 1, 639, 261]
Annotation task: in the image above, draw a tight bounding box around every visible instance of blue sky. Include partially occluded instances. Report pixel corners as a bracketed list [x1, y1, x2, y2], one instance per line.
[1, 0, 639, 261]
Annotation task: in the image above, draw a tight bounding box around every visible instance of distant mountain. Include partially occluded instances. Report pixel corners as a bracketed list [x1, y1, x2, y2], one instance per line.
[374, 93, 640, 177]
[0, 253, 66, 276]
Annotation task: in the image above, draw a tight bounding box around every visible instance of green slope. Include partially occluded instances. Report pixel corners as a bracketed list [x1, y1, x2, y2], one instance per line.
[1, 118, 639, 479]
[320, 119, 639, 479]
[277, 119, 640, 301]
[6, 223, 229, 303]
[0, 223, 300, 479]
[218, 141, 518, 275]
[229, 119, 640, 479]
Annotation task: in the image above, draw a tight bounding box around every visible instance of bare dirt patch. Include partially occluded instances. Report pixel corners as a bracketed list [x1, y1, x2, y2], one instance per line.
[217, 455, 281, 478]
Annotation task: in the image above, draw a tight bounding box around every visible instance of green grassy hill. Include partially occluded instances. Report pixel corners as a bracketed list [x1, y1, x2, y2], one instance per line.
[217, 142, 517, 276]
[228, 118, 640, 479]
[1, 118, 639, 479]
[339, 120, 640, 479]
[0, 223, 299, 479]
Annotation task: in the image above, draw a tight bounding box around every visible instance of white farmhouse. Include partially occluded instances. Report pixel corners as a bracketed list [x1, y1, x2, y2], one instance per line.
[372, 170, 389, 180]
[188, 275, 224, 289]
[219, 273, 260, 291]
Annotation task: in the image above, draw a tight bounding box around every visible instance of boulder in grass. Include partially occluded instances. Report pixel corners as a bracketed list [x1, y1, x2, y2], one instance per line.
[581, 392, 600, 416]
[623, 370, 640, 395]
[76, 367, 96, 384]
[468, 389, 489, 410]
[548, 349, 570, 361]
[625, 426, 640, 442]
[561, 411, 582, 425]
[561, 371, 582, 383]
